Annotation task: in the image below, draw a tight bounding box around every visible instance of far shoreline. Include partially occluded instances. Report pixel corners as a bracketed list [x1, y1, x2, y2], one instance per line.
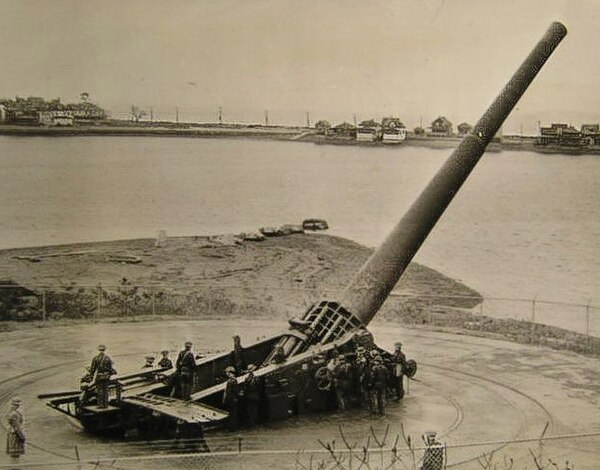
[2, 122, 600, 155]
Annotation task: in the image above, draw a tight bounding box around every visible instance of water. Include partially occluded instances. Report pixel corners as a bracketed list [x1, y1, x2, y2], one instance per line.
[0, 136, 598, 308]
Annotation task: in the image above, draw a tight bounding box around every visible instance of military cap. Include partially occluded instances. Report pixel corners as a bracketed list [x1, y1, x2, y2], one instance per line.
[160, 349, 169, 354]
[184, 341, 193, 347]
[225, 366, 236, 374]
[10, 397, 22, 405]
[373, 356, 383, 363]
[394, 342, 403, 348]
[338, 354, 345, 360]
[246, 364, 257, 372]
[369, 349, 379, 358]
[145, 355, 155, 361]
[98, 344, 107, 351]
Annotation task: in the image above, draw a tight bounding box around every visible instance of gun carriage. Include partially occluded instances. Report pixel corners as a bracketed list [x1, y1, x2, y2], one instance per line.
[39, 22, 567, 441]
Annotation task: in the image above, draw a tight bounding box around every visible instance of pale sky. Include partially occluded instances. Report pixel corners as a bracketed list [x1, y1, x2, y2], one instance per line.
[0, 0, 598, 133]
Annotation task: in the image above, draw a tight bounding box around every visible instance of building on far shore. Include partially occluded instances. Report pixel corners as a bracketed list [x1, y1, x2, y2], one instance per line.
[381, 117, 407, 143]
[0, 96, 105, 125]
[538, 123, 582, 147]
[428, 116, 453, 137]
[38, 111, 74, 127]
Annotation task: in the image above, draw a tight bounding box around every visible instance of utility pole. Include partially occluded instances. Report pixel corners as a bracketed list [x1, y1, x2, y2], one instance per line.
[264, 110, 269, 126]
[353, 113, 357, 126]
[176, 106, 179, 124]
[306, 112, 310, 128]
[218, 106, 222, 125]
[150, 107, 154, 122]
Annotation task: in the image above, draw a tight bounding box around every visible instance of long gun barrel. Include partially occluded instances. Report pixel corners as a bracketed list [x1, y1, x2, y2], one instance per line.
[340, 21, 567, 325]
[268, 22, 567, 361]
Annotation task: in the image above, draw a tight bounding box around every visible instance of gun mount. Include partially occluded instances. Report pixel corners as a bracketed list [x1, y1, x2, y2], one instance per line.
[40, 22, 567, 441]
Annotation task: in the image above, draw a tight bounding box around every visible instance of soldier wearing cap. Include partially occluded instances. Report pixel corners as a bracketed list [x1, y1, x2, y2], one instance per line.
[419, 431, 445, 470]
[142, 355, 156, 369]
[158, 350, 173, 369]
[242, 364, 262, 427]
[223, 366, 240, 430]
[175, 341, 196, 400]
[368, 355, 388, 416]
[391, 342, 407, 401]
[90, 344, 116, 409]
[332, 354, 353, 411]
[5, 397, 26, 462]
[231, 335, 246, 374]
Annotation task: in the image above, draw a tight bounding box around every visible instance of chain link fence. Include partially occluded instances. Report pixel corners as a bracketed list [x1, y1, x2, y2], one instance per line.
[1, 429, 596, 469]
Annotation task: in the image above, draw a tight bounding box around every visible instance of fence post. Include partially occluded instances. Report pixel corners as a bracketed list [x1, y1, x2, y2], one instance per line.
[97, 284, 102, 318]
[531, 295, 537, 323]
[152, 288, 156, 316]
[479, 297, 484, 315]
[586, 299, 591, 352]
[41, 288, 47, 321]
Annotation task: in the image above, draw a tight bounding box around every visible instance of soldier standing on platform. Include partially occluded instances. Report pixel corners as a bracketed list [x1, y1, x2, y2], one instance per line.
[5, 397, 26, 464]
[223, 366, 240, 431]
[175, 341, 196, 400]
[142, 356, 155, 369]
[90, 344, 116, 409]
[391, 342, 407, 401]
[242, 364, 261, 427]
[231, 335, 246, 373]
[158, 350, 173, 369]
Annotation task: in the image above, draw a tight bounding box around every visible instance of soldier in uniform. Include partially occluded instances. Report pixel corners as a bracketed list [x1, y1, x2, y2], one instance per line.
[391, 342, 407, 401]
[242, 364, 262, 427]
[332, 354, 353, 411]
[231, 335, 246, 373]
[419, 431, 445, 470]
[223, 366, 240, 431]
[368, 355, 388, 416]
[175, 341, 196, 400]
[142, 356, 155, 368]
[90, 344, 116, 409]
[5, 397, 26, 463]
[158, 350, 173, 369]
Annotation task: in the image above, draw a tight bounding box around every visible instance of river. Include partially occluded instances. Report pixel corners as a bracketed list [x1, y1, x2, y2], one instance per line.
[0, 136, 597, 309]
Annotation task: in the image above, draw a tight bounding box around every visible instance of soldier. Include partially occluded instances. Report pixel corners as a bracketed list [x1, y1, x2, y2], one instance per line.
[5, 397, 26, 463]
[354, 352, 370, 407]
[231, 335, 246, 373]
[419, 431, 445, 470]
[90, 344, 116, 409]
[79, 366, 93, 403]
[391, 342, 407, 401]
[175, 341, 196, 400]
[368, 355, 388, 416]
[142, 355, 155, 368]
[223, 366, 240, 431]
[158, 350, 173, 369]
[332, 354, 353, 411]
[242, 364, 262, 427]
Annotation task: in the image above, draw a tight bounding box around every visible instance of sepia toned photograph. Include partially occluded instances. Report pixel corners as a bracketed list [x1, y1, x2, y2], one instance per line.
[0, 1, 598, 469]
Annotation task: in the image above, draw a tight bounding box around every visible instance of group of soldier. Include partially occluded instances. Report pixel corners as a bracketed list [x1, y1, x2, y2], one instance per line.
[319, 341, 408, 416]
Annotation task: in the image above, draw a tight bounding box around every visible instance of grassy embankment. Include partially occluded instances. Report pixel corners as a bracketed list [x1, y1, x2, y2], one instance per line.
[0, 233, 597, 356]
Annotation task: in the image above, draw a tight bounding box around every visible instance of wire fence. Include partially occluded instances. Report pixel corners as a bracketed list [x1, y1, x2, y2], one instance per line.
[1, 428, 595, 469]
[0, 282, 599, 352]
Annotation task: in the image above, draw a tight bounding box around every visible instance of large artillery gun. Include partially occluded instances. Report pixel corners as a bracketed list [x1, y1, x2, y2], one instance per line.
[39, 22, 567, 439]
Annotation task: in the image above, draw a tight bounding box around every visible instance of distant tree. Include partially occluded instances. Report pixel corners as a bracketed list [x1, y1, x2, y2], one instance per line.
[457, 122, 473, 135]
[315, 120, 332, 135]
[358, 119, 379, 128]
[414, 126, 425, 135]
[130, 106, 146, 123]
